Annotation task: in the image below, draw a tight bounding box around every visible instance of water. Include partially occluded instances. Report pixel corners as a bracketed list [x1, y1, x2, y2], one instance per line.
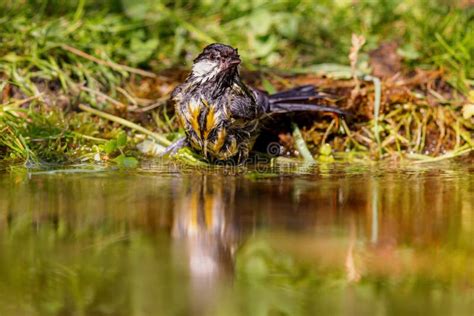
[0, 162, 472, 315]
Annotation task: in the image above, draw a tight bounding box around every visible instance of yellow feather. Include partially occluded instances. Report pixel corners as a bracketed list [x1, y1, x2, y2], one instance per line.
[178, 112, 187, 128]
[203, 106, 215, 139]
[212, 128, 227, 153]
[188, 101, 201, 138]
[228, 138, 238, 156]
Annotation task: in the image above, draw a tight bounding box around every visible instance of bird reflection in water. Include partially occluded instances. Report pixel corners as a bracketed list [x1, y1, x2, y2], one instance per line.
[171, 175, 236, 312]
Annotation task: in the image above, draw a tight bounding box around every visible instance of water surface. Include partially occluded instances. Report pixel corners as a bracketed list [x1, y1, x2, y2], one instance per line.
[0, 162, 473, 315]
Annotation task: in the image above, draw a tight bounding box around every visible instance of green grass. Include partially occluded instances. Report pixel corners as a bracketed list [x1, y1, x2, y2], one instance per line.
[2, 1, 472, 77]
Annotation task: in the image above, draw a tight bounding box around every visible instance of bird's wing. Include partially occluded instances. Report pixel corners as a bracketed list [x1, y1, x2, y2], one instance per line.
[227, 80, 264, 121]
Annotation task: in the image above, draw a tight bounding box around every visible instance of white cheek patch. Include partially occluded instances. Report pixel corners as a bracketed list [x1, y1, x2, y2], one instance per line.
[192, 60, 215, 76]
[192, 60, 219, 82]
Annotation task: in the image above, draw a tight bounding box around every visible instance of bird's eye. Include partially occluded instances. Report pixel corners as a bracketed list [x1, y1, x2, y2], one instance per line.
[210, 52, 219, 60]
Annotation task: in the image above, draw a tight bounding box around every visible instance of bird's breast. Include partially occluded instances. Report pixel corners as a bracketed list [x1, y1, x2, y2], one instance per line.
[176, 96, 231, 158]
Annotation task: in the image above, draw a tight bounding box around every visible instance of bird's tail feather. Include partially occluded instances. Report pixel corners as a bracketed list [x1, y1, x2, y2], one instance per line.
[269, 103, 347, 115]
[269, 85, 318, 99]
[268, 85, 346, 116]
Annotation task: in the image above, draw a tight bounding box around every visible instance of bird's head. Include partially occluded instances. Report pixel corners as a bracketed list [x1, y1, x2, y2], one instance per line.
[191, 43, 241, 83]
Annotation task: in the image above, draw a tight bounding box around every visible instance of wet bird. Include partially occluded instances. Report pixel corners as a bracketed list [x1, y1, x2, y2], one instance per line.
[166, 43, 346, 162]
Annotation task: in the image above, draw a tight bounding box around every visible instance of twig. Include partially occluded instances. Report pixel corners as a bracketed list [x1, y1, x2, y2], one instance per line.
[353, 132, 374, 147]
[72, 132, 107, 142]
[62, 44, 157, 78]
[407, 145, 473, 164]
[321, 118, 336, 144]
[78, 104, 171, 147]
[341, 119, 366, 150]
[79, 86, 125, 109]
[349, 34, 366, 90]
[3, 93, 44, 108]
[129, 97, 167, 113]
[116, 87, 138, 106]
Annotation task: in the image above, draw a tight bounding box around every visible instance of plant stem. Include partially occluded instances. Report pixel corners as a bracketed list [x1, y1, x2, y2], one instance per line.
[62, 44, 157, 78]
[292, 123, 315, 163]
[79, 104, 171, 147]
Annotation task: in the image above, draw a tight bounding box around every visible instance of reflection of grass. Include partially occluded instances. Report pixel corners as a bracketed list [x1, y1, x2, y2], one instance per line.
[233, 236, 474, 316]
[0, 1, 472, 166]
[0, 217, 129, 315]
[0, 167, 472, 315]
[0, 224, 189, 316]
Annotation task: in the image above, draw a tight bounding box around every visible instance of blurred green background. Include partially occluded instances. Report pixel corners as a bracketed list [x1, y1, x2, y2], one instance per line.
[1, 0, 472, 87]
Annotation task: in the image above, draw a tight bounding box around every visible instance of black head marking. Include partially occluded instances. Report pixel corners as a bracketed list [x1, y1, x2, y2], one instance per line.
[194, 43, 240, 64]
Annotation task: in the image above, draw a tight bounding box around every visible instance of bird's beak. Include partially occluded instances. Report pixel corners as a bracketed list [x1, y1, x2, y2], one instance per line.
[222, 57, 241, 70]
